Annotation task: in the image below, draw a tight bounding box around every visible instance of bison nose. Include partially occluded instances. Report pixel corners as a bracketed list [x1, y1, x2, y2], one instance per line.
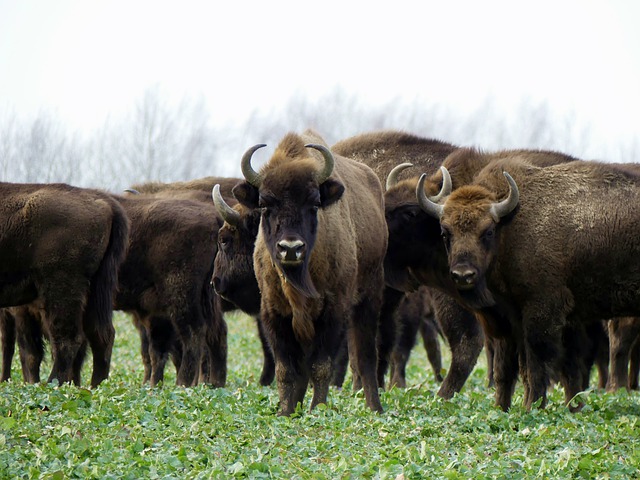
[451, 268, 477, 288]
[277, 239, 306, 263]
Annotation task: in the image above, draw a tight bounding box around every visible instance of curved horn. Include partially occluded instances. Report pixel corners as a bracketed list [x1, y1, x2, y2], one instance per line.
[304, 143, 335, 184]
[241, 144, 267, 187]
[386, 163, 413, 191]
[212, 184, 241, 226]
[430, 166, 452, 202]
[124, 188, 140, 195]
[489, 171, 520, 219]
[417, 173, 444, 219]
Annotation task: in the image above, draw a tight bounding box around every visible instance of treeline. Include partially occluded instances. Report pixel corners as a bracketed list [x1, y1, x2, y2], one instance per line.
[0, 86, 637, 192]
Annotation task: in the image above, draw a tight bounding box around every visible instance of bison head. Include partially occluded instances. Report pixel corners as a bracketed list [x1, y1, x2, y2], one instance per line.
[383, 165, 453, 292]
[417, 168, 519, 308]
[211, 184, 262, 314]
[233, 140, 345, 298]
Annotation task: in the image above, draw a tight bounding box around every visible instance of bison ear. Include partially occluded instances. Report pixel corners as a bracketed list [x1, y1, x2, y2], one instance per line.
[319, 179, 345, 208]
[232, 182, 259, 210]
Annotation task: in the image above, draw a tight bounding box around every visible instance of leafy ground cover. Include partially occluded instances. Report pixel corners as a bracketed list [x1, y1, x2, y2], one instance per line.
[1, 311, 640, 479]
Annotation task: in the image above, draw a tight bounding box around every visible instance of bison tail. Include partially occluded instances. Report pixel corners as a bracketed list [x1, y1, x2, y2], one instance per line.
[84, 198, 131, 346]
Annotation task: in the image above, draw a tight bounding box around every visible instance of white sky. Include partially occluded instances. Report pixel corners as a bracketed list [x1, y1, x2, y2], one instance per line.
[1, 0, 639, 146]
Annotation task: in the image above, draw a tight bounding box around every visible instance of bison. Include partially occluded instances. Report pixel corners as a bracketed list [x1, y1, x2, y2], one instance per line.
[113, 193, 227, 387]
[130, 177, 275, 386]
[0, 182, 129, 386]
[232, 131, 388, 415]
[417, 155, 640, 410]
[334, 131, 486, 397]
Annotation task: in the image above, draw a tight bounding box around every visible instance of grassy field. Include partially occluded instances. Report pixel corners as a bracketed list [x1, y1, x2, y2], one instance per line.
[1, 311, 640, 479]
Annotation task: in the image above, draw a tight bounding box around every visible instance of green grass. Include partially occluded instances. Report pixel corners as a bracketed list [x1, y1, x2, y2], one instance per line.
[2, 312, 640, 479]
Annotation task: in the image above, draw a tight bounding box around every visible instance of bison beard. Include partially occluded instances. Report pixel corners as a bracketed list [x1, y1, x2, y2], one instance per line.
[278, 258, 320, 300]
[456, 278, 497, 310]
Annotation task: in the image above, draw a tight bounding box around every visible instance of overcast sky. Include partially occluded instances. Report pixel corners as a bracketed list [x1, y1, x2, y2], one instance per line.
[1, 0, 639, 149]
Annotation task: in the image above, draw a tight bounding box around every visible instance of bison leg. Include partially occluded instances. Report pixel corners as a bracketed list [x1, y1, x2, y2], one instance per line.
[15, 308, 44, 383]
[377, 287, 404, 389]
[432, 293, 484, 399]
[255, 314, 275, 386]
[83, 314, 114, 388]
[522, 306, 565, 410]
[420, 313, 444, 383]
[72, 341, 88, 386]
[308, 304, 347, 411]
[607, 317, 640, 392]
[264, 311, 308, 416]
[171, 300, 207, 387]
[147, 315, 175, 386]
[492, 337, 519, 411]
[350, 294, 384, 414]
[200, 299, 227, 388]
[331, 335, 349, 388]
[629, 338, 640, 390]
[47, 315, 85, 386]
[389, 302, 419, 389]
[132, 313, 152, 384]
[592, 321, 609, 389]
[484, 337, 495, 388]
[558, 323, 590, 412]
[0, 309, 16, 381]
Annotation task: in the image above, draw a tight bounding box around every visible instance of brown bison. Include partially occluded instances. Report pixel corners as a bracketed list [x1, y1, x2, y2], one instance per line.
[334, 131, 486, 397]
[417, 155, 640, 410]
[378, 147, 577, 406]
[131, 177, 275, 386]
[113, 194, 227, 387]
[211, 188, 277, 386]
[232, 131, 388, 415]
[0, 183, 129, 386]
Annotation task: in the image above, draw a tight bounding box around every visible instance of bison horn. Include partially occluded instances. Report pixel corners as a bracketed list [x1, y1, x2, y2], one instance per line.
[241, 144, 267, 187]
[386, 163, 413, 191]
[429, 166, 452, 203]
[416, 173, 445, 219]
[304, 144, 335, 184]
[124, 188, 140, 195]
[489, 171, 519, 219]
[212, 184, 241, 226]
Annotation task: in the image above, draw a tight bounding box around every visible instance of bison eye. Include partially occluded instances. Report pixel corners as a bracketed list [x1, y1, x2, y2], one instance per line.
[441, 227, 451, 245]
[218, 236, 231, 249]
[483, 226, 495, 240]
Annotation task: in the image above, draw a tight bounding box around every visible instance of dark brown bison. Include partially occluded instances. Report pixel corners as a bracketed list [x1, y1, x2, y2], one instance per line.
[0, 183, 129, 386]
[417, 155, 640, 410]
[131, 177, 275, 386]
[211, 189, 277, 386]
[333, 131, 486, 398]
[113, 194, 227, 387]
[378, 147, 577, 407]
[232, 131, 388, 415]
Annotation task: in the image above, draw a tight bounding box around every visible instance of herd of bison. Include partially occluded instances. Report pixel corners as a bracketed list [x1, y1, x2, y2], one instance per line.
[1, 128, 640, 416]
